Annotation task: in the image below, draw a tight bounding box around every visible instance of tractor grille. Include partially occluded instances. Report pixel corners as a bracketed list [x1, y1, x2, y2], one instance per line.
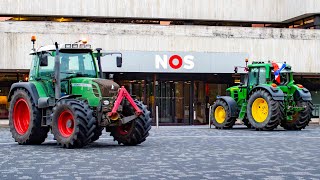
[92, 84, 100, 97]
[93, 79, 119, 98]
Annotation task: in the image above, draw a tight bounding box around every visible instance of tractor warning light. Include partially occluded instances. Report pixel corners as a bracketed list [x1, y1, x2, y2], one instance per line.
[31, 36, 36, 42]
[81, 38, 88, 44]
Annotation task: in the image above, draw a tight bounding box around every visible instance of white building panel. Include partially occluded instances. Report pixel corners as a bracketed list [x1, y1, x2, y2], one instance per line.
[0, 0, 319, 22]
[0, 21, 319, 73]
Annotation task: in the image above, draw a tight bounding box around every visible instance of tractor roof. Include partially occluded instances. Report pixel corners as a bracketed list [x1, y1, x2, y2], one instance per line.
[248, 61, 292, 70]
[30, 43, 93, 54]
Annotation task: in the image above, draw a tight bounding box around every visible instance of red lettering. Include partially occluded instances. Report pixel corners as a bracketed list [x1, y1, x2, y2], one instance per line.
[169, 55, 183, 69]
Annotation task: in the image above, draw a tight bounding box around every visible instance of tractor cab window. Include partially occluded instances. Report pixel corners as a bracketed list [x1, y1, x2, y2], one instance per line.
[38, 52, 97, 79]
[240, 74, 248, 86]
[271, 70, 290, 85]
[248, 67, 266, 86]
[29, 55, 38, 81]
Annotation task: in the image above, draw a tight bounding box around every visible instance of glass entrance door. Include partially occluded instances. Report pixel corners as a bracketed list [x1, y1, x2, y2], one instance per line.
[156, 81, 189, 124]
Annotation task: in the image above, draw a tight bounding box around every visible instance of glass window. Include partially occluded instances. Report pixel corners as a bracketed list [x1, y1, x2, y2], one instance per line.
[248, 67, 266, 85]
[29, 55, 38, 81]
[271, 69, 290, 85]
[259, 68, 266, 84]
[38, 52, 97, 79]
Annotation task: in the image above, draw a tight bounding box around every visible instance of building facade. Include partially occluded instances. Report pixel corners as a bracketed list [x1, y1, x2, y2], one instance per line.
[0, 0, 320, 123]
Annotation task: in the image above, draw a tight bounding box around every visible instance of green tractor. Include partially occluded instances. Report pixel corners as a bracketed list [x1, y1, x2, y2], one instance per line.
[211, 60, 313, 130]
[8, 37, 151, 148]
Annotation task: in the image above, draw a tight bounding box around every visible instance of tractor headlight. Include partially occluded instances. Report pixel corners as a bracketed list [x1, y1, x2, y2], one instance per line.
[103, 100, 110, 105]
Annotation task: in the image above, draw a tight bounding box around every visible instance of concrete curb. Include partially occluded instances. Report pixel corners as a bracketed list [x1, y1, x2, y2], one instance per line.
[0, 120, 9, 128]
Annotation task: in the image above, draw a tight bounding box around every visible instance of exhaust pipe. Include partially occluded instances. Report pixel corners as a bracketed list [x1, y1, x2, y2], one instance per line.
[54, 42, 61, 99]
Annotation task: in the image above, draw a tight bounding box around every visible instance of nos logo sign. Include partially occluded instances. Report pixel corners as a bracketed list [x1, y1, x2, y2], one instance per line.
[155, 55, 195, 70]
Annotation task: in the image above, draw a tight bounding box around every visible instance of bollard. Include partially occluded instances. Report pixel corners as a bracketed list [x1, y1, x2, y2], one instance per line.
[318, 105, 320, 125]
[156, 106, 159, 129]
[209, 106, 212, 129]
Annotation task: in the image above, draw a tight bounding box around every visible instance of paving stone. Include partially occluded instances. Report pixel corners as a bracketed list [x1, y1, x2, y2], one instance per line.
[0, 125, 319, 179]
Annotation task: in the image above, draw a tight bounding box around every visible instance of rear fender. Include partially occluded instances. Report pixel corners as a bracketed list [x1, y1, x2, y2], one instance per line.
[216, 96, 238, 117]
[249, 85, 284, 101]
[8, 82, 40, 106]
[294, 88, 312, 101]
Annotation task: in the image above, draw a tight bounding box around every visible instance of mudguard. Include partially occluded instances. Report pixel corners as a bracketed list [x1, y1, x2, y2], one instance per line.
[216, 96, 238, 117]
[294, 88, 312, 101]
[249, 85, 284, 101]
[8, 82, 40, 105]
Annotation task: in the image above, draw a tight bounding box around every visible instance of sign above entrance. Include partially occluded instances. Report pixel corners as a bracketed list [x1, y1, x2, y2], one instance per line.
[155, 54, 194, 70]
[101, 51, 248, 73]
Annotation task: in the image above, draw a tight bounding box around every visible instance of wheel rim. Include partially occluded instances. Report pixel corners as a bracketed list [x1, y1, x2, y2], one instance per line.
[252, 98, 269, 123]
[117, 122, 133, 135]
[13, 98, 30, 135]
[58, 110, 75, 137]
[214, 106, 226, 124]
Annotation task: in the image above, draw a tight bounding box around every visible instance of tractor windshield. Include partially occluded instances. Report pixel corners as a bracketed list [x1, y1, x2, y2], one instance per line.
[39, 52, 98, 79]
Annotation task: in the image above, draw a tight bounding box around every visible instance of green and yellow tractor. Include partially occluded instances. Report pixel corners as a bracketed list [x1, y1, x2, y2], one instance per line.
[211, 60, 313, 130]
[8, 37, 151, 148]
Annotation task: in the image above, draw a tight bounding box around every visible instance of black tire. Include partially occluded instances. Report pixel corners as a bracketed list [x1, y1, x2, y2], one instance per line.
[247, 89, 283, 130]
[51, 99, 96, 148]
[281, 100, 313, 130]
[110, 100, 151, 146]
[90, 127, 104, 142]
[242, 115, 253, 129]
[9, 89, 49, 145]
[211, 99, 236, 129]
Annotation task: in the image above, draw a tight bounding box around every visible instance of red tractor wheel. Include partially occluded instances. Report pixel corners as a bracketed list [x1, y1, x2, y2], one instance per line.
[57, 110, 75, 137]
[110, 100, 151, 146]
[51, 99, 96, 148]
[13, 98, 30, 135]
[9, 89, 49, 144]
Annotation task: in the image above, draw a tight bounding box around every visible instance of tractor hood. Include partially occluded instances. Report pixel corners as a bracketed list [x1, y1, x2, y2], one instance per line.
[70, 78, 120, 107]
[92, 79, 120, 97]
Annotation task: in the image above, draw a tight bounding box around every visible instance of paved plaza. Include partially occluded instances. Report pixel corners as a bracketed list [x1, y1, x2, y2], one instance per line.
[0, 125, 319, 179]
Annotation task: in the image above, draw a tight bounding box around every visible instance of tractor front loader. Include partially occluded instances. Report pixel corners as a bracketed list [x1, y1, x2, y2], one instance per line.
[211, 60, 313, 131]
[8, 37, 151, 148]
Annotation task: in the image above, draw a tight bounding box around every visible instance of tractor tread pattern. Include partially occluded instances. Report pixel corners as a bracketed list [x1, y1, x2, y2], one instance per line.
[90, 127, 104, 142]
[242, 115, 253, 129]
[211, 99, 236, 129]
[281, 100, 313, 130]
[110, 100, 151, 146]
[52, 99, 96, 148]
[9, 88, 49, 145]
[247, 89, 283, 131]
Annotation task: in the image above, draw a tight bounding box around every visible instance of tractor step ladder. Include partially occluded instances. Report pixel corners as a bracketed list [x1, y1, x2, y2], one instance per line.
[239, 102, 247, 120]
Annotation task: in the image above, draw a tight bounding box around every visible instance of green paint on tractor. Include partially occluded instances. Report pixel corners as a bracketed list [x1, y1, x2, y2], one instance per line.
[211, 61, 313, 130]
[8, 38, 152, 148]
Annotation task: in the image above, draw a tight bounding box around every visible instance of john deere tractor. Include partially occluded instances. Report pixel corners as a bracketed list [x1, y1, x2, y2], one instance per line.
[8, 37, 151, 148]
[211, 60, 313, 130]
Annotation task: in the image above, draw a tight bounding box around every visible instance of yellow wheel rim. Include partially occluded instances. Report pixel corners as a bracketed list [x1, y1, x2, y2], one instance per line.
[214, 106, 226, 124]
[252, 98, 269, 123]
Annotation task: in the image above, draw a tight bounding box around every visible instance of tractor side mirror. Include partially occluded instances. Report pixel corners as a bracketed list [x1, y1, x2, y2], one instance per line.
[116, 56, 122, 68]
[39, 54, 48, 66]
